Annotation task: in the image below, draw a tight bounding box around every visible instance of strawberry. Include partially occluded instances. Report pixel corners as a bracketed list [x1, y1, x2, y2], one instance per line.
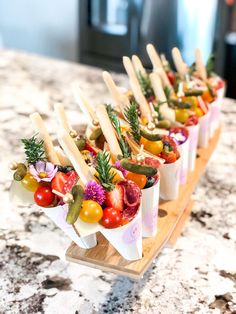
[84, 142, 97, 156]
[51, 171, 78, 197]
[105, 184, 124, 212]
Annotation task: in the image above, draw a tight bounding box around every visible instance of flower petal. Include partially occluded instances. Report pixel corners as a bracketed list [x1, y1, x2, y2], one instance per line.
[35, 161, 46, 172]
[45, 162, 54, 173]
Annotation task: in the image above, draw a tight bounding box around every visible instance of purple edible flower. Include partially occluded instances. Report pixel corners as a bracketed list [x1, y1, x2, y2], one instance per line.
[29, 161, 58, 182]
[84, 181, 105, 205]
[114, 160, 128, 177]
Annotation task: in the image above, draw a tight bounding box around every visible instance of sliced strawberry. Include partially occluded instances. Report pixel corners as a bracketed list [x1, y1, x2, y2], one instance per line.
[105, 184, 124, 212]
[185, 114, 198, 126]
[63, 171, 78, 194]
[51, 172, 68, 196]
[84, 142, 97, 156]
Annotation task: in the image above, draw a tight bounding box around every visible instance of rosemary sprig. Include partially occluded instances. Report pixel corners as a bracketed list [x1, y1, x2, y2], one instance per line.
[124, 101, 141, 144]
[106, 104, 131, 158]
[189, 62, 196, 75]
[137, 71, 155, 99]
[95, 151, 115, 191]
[21, 134, 46, 164]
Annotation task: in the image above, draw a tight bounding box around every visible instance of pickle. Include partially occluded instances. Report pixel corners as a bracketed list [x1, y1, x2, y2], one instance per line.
[74, 137, 86, 151]
[89, 127, 102, 141]
[184, 90, 203, 97]
[156, 119, 171, 129]
[120, 158, 157, 176]
[171, 99, 191, 109]
[66, 185, 84, 224]
[140, 129, 163, 141]
[13, 163, 27, 181]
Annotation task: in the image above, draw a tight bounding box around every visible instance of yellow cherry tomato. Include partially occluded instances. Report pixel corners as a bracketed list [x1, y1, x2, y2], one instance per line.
[175, 109, 189, 123]
[79, 200, 103, 223]
[202, 90, 214, 103]
[111, 169, 122, 183]
[194, 107, 204, 117]
[144, 140, 163, 155]
[21, 173, 40, 192]
[185, 96, 198, 109]
[126, 172, 147, 189]
[140, 136, 147, 146]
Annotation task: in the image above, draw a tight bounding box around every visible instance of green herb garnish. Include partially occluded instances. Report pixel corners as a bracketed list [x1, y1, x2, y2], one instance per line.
[206, 54, 215, 77]
[106, 104, 131, 158]
[95, 151, 115, 191]
[21, 134, 46, 164]
[124, 101, 141, 144]
[189, 62, 196, 75]
[137, 71, 155, 99]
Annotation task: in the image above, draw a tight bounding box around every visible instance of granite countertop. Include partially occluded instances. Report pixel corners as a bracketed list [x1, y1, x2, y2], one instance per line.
[0, 50, 236, 314]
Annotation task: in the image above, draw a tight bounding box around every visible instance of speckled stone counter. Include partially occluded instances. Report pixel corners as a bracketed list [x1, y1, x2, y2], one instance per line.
[0, 50, 236, 314]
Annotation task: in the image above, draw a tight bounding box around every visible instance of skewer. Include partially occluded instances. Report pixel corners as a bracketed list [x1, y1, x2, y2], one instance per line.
[30, 112, 60, 165]
[57, 130, 94, 186]
[195, 48, 207, 81]
[172, 47, 188, 79]
[96, 104, 122, 157]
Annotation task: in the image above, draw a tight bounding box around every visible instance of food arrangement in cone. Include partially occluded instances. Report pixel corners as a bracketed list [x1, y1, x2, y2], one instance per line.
[10, 43, 224, 262]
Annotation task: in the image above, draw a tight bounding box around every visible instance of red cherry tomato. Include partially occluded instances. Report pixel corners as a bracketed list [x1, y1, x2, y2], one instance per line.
[34, 186, 55, 207]
[100, 207, 122, 229]
[167, 71, 175, 85]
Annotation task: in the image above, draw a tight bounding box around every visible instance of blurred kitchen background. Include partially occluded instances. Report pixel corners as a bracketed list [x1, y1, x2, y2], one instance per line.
[0, 0, 236, 97]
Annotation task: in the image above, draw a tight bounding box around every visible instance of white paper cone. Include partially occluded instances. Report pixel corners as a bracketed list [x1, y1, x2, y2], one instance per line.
[209, 99, 221, 138]
[101, 207, 142, 261]
[159, 157, 181, 200]
[178, 137, 190, 185]
[198, 111, 210, 148]
[217, 85, 225, 101]
[41, 205, 97, 249]
[187, 124, 199, 171]
[142, 179, 160, 237]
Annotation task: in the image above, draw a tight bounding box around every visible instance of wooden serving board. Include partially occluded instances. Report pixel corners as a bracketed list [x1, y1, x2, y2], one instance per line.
[66, 128, 221, 280]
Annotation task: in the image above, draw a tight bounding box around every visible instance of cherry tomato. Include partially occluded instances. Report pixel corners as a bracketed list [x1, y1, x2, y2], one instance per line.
[194, 107, 204, 117]
[184, 96, 198, 109]
[126, 172, 147, 189]
[167, 71, 175, 85]
[100, 207, 122, 229]
[175, 109, 189, 123]
[185, 114, 198, 126]
[140, 136, 147, 146]
[21, 173, 40, 192]
[79, 200, 103, 223]
[160, 151, 177, 164]
[34, 186, 55, 207]
[111, 170, 122, 183]
[144, 140, 163, 155]
[201, 90, 214, 103]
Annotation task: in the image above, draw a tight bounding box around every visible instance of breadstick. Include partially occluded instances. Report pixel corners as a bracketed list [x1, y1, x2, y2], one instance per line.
[96, 105, 122, 157]
[54, 103, 71, 133]
[150, 73, 175, 122]
[155, 67, 172, 89]
[132, 55, 146, 76]
[146, 44, 163, 70]
[195, 48, 207, 81]
[102, 71, 122, 107]
[72, 83, 97, 123]
[57, 130, 94, 185]
[30, 112, 60, 165]
[172, 47, 188, 79]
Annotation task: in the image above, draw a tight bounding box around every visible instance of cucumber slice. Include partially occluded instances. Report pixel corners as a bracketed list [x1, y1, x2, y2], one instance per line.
[66, 185, 84, 224]
[89, 127, 102, 141]
[120, 158, 157, 176]
[140, 129, 163, 141]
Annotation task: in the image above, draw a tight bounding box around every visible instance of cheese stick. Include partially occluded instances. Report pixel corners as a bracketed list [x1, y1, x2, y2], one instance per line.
[172, 47, 188, 79]
[54, 103, 71, 133]
[57, 130, 94, 185]
[195, 48, 207, 81]
[72, 83, 97, 123]
[146, 44, 163, 69]
[96, 105, 122, 157]
[30, 112, 60, 165]
[150, 73, 175, 122]
[132, 55, 146, 76]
